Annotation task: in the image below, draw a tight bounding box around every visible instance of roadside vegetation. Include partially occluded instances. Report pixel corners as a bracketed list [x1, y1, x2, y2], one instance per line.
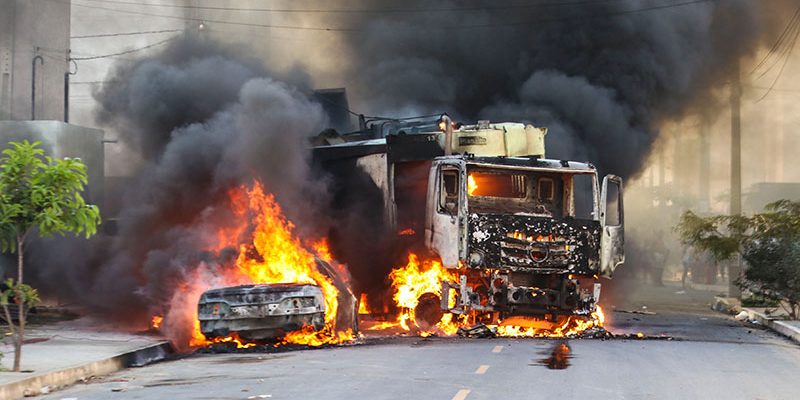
[676, 200, 800, 319]
[0, 141, 100, 371]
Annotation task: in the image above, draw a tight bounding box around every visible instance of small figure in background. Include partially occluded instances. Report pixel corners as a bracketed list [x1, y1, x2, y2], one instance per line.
[650, 230, 669, 286]
[681, 245, 695, 289]
[700, 250, 718, 285]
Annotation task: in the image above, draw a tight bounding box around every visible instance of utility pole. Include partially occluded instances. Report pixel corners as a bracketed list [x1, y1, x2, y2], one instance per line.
[673, 125, 682, 199]
[63, 56, 75, 123]
[774, 93, 785, 182]
[31, 53, 43, 120]
[698, 115, 711, 213]
[658, 142, 666, 208]
[729, 61, 742, 298]
[183, 0, 201, 30]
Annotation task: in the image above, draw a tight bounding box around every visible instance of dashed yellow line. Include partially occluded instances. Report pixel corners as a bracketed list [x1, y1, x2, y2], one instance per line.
[492, 345, 503, 353]
[452, 389, 471, 400]
[475, 365, 490, 374]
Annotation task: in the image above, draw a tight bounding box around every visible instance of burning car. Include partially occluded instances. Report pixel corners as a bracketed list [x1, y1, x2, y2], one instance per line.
[185, 183, 358, 348]
[198, 283, 326, 341]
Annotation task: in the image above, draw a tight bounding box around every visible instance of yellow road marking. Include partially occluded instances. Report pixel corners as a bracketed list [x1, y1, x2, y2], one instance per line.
[475, 365, 490, 374]
[452, 389, 471, 400]
[492, 345, 503, 353]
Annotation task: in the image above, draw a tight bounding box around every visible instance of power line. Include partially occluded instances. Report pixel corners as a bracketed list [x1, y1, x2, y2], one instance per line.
[744, 84, 800, 94]
[70, 81, 115, 85]
[72, 29, 182, 39]
[749, 7, 800, 76]
[71, 36, 177, 60]
[449, 0, 714, 29]
[312, 93, 362, 117]
[72, 0, 663, 14]
[69, 0, 717, 33]
[69, 0, 355, 32]
[754, 23, 800, 102]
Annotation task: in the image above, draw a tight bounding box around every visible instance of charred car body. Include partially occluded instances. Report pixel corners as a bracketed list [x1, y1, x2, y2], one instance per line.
[198, 283, 325, 341]
[197, 255, 357, 341]
[314, 116, 624, 324]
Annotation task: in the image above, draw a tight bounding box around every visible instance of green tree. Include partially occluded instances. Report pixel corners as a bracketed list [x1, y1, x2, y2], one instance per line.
[676, 200, 800, 319]
[0, 140, 101, 371]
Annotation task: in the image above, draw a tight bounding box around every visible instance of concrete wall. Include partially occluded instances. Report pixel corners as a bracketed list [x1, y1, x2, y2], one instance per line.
[0, 0, 71, 121]
[0, 121, 105, 210]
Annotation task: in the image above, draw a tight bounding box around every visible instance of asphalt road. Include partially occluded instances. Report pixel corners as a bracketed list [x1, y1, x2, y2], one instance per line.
[40, 283, 800, 400]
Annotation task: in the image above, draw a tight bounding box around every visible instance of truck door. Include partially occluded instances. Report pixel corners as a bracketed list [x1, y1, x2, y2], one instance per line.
[600, 175, 625, 277]
[425, 162, 464, 268]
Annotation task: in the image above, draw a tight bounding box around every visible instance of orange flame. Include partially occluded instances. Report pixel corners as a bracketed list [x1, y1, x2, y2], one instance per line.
[358, 293, 370, 315]
[151, 315, 163, 330]
[310, 238, 334, 264]
[183, 181, 353, 349]
[397, 228, 416, 236]
[388, 253, 463, 335]
[494, 306, 604, 338]
[385, 252, 604, 338]
[234, 183, 342, 329]
[468, 174, 478, 195]
[190, 320, 255, 349]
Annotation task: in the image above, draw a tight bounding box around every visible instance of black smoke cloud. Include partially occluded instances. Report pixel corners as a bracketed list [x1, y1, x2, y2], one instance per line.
[344, 0, 777, 177]
[29, 36, 331, 330]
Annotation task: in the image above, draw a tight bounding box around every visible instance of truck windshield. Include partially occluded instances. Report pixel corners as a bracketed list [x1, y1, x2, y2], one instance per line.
[467, 167, 562, 217]
[467, 167, 596, 220]
[468, 171, 526, 198]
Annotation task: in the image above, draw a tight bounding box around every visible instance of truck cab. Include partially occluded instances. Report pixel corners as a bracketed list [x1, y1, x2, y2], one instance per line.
[425, 155, 624, 320]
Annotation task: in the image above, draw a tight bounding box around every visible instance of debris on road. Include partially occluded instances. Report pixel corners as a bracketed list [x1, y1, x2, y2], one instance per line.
[457, 324, 497, 338]
[734, 311, 749, 321]
[538, 341, 572, 369]
[614, 309, 657, 315]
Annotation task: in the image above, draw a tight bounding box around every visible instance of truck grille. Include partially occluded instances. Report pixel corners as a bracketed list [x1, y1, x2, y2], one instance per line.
[468, 213, 601, 274]
[499, 233, 571, 268]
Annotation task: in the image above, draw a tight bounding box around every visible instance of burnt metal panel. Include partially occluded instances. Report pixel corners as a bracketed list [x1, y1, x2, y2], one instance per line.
[312, 141, 387, 162]
[468, 157, 595, 171]
[386, 133, 444, 163]
[468, 214, 601, 275]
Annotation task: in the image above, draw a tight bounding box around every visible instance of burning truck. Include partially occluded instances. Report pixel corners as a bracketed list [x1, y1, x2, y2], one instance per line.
[313, 115, 624, 333]
[195, 115, 623, 342]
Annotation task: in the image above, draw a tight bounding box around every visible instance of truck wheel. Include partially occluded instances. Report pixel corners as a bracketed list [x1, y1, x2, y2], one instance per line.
[414, 292, 444, 330]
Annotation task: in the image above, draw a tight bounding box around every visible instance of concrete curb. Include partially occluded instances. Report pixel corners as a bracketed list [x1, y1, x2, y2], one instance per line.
[743, 308, 800, 345]
[0, 341, 171, 400]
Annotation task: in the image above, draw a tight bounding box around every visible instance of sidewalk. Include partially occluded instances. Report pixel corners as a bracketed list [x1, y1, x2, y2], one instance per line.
[0, 318, 170, 399]
[742, 307, 800, 345]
